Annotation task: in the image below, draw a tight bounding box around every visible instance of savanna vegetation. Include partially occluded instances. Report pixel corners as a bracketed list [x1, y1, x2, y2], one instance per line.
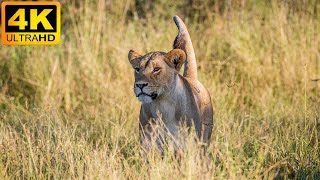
[0, 0, 319, 179]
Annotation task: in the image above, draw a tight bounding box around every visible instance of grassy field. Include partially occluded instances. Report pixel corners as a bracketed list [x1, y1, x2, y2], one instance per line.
[0, 0, 320, 179]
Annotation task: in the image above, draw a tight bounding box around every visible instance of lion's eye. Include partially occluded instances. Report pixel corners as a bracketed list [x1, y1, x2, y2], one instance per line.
[153, 67, 161, 73]
[135, 68, 140, 73]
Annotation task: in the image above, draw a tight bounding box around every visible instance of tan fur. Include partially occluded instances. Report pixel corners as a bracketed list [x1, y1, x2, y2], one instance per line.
[128, 16, 213, 153]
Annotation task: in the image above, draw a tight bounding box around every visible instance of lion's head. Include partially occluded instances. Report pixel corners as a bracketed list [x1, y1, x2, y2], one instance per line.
[128, 49, 186, 103]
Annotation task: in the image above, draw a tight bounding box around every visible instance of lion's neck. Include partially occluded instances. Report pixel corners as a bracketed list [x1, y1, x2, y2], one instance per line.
[150, 75, 187, 116]
[146, 75, 189, 139]
[162, 74, 186, 102]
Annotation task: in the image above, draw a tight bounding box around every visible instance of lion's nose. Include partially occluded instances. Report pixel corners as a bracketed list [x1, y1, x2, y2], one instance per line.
[136, 82, 148, 89]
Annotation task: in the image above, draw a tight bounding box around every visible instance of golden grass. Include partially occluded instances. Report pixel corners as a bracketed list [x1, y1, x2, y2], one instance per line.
[0, 0, 319, 179]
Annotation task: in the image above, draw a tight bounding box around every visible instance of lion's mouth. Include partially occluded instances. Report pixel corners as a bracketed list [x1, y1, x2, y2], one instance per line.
[137, 92, 158, 100]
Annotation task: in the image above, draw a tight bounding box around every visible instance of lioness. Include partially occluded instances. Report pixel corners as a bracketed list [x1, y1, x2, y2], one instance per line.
[128, 16, 213, 153]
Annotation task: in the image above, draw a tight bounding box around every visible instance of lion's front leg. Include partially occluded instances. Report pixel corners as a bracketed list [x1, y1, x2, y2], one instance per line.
[139, 122, 166, 156]
[139, 106, 165, 156]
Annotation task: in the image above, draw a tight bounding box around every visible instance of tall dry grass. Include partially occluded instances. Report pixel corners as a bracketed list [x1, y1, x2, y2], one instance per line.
[0, 0, 319, 179]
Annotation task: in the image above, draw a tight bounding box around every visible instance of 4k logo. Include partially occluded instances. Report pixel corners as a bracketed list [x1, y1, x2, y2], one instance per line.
[1, 1, 60, 45]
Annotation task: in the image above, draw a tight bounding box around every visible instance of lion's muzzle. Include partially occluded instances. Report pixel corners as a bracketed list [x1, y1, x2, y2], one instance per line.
[134, 82, 158, 103]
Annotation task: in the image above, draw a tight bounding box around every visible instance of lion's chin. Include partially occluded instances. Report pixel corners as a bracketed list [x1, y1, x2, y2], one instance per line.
[138, 94, 153, 104]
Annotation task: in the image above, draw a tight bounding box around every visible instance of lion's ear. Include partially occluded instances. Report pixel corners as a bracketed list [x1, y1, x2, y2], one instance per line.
[128, 50, 141, 64]
[164, 49, 186, 71]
